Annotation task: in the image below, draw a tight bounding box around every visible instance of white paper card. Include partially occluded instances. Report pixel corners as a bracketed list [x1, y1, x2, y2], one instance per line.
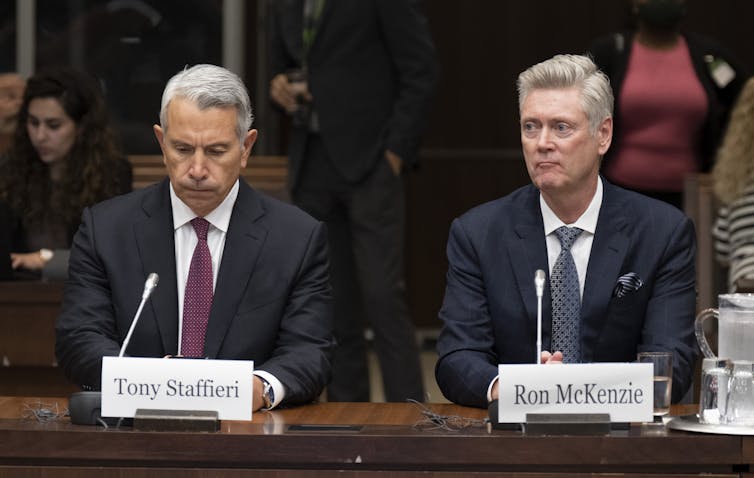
[497, 363, 653, 423]
[101, 356, 254, 420]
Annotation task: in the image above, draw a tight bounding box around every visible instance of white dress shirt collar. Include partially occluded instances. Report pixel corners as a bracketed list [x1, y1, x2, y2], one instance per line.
[540, 177, 603, 234]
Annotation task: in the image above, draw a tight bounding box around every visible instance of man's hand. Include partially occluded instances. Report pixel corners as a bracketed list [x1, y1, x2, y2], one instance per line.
[540, 350, 564, 364]
[269, 73, 312, 114]
[10, 251, 46, 271]
[491, 351, 564, 400]
[385, 150, 403, 177]
[252, 375, 265, 412]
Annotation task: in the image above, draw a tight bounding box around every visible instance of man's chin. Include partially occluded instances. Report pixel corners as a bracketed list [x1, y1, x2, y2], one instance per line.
[177, 189, 220, 216]
[533, 175, 565, 192]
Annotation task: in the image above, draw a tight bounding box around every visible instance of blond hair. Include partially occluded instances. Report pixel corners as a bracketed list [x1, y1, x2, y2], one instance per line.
[517, 54, 613, 135]
[713, 77, 754, 205]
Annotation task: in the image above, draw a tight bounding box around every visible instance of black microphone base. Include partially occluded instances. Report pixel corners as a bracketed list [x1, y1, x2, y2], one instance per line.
[68, 391, 129, 427]
[487, 400, 522, 431]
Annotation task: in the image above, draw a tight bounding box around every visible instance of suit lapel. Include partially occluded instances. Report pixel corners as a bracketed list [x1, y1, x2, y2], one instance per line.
[134, 179, 179, 355]
[581, 181, 631, 361]
[507, 187, 551, 344]
[203, 180, 268, 358]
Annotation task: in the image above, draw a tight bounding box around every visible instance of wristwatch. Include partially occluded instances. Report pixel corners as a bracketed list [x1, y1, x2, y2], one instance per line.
[39, 248, 54, 263]
[261, 378, 275, 409]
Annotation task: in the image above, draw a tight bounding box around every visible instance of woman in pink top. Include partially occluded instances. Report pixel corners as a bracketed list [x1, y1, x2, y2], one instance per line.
[588, 0, 746, 209]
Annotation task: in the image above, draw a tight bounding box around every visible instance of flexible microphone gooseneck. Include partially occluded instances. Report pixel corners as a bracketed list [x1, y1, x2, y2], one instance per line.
[70, 273, 160, 426]
[534, 269, 545, 364]
[119, 273, 159, 357]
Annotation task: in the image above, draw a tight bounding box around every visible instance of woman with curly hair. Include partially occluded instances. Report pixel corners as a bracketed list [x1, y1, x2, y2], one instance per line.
[712, 77, 754, 291]
[0, 67, 131, 279]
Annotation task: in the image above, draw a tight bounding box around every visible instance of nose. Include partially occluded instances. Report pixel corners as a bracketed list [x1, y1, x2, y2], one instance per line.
[536, 127, 555, 151]
[188, 152, 209, 181]
[29, 124, 47, 143]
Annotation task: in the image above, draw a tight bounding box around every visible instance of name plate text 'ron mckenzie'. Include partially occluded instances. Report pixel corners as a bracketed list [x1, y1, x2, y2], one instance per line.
[497, 363, 653, 423]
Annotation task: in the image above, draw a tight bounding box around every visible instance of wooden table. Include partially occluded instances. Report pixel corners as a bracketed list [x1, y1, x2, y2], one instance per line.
[0, 282, 78, 397]
[0, 397, 751, 477]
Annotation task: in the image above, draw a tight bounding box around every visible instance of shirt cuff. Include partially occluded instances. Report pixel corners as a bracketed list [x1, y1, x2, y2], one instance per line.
[487, 375, 499, 402]
[254, 370, 285, 409]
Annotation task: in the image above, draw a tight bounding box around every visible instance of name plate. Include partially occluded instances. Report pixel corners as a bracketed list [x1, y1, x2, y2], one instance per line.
[101, 356, 254, 420]
[497, 363, 653, 423]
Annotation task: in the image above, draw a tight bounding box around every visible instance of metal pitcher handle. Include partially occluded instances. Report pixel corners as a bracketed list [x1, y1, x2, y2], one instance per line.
[695, 308, 719, 359]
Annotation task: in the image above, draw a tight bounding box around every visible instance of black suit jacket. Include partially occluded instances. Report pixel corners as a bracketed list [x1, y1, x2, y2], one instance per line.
[55, 178, 334, 406]
[435, 180, 698, 408]
[269, 0, 438, 185]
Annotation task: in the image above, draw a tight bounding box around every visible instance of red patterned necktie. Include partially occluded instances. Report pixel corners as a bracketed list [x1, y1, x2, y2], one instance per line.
[181, 217, 213, 357]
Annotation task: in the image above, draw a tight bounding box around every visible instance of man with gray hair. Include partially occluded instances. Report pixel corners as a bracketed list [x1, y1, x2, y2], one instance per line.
[56, 64, 334, 411]
[435, 54, 697, 408]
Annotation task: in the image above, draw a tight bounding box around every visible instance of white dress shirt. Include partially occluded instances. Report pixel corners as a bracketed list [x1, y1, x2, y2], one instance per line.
[169, 180, 284, 408]
[540, 177, 604, 298]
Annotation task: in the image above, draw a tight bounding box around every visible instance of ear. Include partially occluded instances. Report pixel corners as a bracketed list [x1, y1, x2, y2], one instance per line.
[241, 129, 258, 168]
[596, 117, 613, 156]
[153, 124, 167, 165]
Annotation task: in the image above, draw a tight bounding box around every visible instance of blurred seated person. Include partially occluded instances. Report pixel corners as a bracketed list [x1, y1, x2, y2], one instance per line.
[588, 0, 746, 209]
[0, 68, 132, 280]
[712, 77, 754, 292]
[0, 72, 25, 153]
[435, 54, 697, 408]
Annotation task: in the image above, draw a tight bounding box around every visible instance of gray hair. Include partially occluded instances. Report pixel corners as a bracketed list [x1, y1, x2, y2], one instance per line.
[517, 54, 613, 135]
[159, 64, 254, 147]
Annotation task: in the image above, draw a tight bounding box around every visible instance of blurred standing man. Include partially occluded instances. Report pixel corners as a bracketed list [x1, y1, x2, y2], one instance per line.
[269, 0, 438, 402]
[435, 55, 697, 408]
[56, 64, 334, 411]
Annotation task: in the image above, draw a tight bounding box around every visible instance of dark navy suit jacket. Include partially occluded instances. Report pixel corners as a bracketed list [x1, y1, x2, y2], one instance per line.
[435, 180, 697, 408]
[56, 178, 334, 406]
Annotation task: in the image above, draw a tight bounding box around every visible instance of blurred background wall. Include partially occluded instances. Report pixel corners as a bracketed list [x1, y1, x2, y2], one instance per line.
[3, 0, 752, 329]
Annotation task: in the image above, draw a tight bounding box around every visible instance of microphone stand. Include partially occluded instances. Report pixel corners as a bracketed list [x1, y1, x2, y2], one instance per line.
[119, 273, 159, 357]
[535, 269, 545, 364]
[70, 273, 159, 426]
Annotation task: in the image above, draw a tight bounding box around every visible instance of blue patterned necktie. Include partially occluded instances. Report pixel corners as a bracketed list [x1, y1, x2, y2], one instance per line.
[551, 226, 583, 363]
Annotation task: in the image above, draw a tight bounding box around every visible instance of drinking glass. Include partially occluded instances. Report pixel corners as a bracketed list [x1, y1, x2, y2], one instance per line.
[724, 360, 754, 426]
[637, 352, 673, 417]
[698, 358, 730, 424]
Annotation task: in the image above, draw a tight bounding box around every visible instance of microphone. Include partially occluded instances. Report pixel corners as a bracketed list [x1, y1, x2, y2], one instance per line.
[71, 272, 159, 426]
[534, 269, 545, 364]
[119, 273, 159, 357]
